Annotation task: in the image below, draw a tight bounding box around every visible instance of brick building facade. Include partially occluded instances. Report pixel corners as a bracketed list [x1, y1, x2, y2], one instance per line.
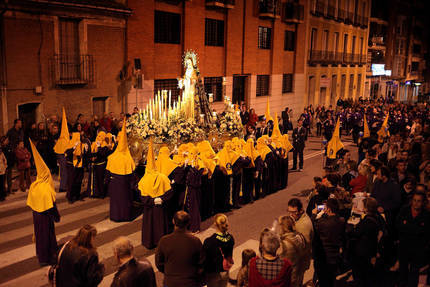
[126, 0, 308, 118]
[0, 0, 131, 134]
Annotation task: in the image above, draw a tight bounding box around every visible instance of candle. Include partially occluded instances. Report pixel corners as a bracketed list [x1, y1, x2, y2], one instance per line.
[169, 90, 171, 111]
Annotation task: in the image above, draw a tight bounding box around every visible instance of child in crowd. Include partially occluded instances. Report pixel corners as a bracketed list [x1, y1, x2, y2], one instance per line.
[236, 249, 256, 287]
[15, 140, 31, 192]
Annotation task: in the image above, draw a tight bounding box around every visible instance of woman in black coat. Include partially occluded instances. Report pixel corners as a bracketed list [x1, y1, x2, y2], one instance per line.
[56, 224, 105, 287]
[347, 197, 380, 287]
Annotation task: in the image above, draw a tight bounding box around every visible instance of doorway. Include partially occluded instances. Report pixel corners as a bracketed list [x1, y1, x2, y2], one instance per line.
[331, 75, 337, 105]
[308, 76, 316, 106]
[92, 97, 108, 119]
[340, 74, 346, 99]
[18, 103, 40, 132]
[232, 76, 247, 105]
[320, 87, 327, 106]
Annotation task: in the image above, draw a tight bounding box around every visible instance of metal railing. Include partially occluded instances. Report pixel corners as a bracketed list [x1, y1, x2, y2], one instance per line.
[309, 50, 365, 65]
[259, 0, 281, 17]
[50, 54, 95, 86]
[283, 3, 304, 22]
[205, 0, 235, 6]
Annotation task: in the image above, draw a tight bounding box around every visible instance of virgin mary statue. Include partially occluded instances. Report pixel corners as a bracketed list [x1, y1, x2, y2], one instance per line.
[178, 51, 212, 124]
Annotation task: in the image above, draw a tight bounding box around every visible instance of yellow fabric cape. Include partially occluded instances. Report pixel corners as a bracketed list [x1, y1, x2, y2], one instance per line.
[377, 113, 390, 143]
[265, 97, 274, 123]
[91, 131, 107, 153]
[217, 141, 240, 175]
[326, 118, 344, 159]
[155, 146, 178, 177]
[197, 140, 217, 175]
[106, 119, 135, 175]
[27, 139, 56, 213]
[244, 138, 260, 167]
[173, 143, 189, 165]
[256, 137, 272, 161]
[363, 115, 370, 138]
[54, 107, 70, 154]
[66, 132, 83, 168]
[281, 134, 294, 156]
[139, 140, 171, 198]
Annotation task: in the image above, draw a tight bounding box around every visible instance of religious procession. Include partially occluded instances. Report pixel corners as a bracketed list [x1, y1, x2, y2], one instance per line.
[0, 50, 429, 287]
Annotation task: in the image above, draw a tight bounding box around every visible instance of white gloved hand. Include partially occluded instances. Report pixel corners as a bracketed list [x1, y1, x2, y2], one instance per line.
[154, 197, 163, 205]
[83, 143, 89, 152]
[73, 142, 79, 149]
[171, 179, 175, 184]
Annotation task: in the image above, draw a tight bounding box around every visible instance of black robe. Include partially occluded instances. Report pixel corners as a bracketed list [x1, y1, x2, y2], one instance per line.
[107, 172, 139, 222]
[185, 167, 203, 233]
[232, 157, 252, 207]
[213, 166, 230, 213]
[141, 189, 174, 249]
[65, 148, 85, 202]
[200, 173, 215, 221]
[86, 146, 111, 198]
[56, 153, 68, 192]
[33, 203, 60, 265]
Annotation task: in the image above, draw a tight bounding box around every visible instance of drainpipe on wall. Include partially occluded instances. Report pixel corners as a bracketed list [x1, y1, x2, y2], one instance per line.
[0, 4, 8, 134]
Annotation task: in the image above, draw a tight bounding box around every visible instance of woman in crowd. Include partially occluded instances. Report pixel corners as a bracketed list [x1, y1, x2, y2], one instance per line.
[56, 224, 105, 287]
[277, 215, 306, 287]
[203, 214, 235, 287]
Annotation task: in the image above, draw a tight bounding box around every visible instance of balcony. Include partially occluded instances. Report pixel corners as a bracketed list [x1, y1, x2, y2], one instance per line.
[337, 9, 346, 22]
[205, 0, 235, 8]
[345, 11, 354, 25]
[50, 54, 95, 87]
[315, 1, 325, 16]
[308, 51, 364, 66]
[259, 0, 280, 19]
[370, 36, 385, 47]
[282, 3, 304, 23]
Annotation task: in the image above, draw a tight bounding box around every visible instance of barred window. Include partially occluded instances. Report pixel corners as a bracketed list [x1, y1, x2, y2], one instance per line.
[282, 74, 293, 93]
[205, 19, 224, 46]
[154, 79, 180, 102]
[204, 77, 223, 102]
[154, 11, 181, 44]
[284, 30, 295, 51]
[258, 27, 272, 49]
[256, 75, 270, 97]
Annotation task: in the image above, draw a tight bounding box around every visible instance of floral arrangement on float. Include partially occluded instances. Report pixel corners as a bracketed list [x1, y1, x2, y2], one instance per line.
[126, 51, 244, 164]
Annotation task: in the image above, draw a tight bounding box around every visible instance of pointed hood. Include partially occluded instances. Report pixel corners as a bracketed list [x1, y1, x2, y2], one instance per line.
[106, 118, 135, 175]
[216, 140, 240, 175]
[265, 97, 274, 123]
[326, 118, 344, 159]
[54, 107, 70, 154]
[363, 114, 370, 138]
[377, 113, 390, 142]
[256, 137, 272, 161]
[244, 138, 260, 167]
[197, 140, 217, 175]
[139, 140, 171, 198]
[271, 112, 282, 138]
[91, 131, 107, 153]
[155, 146, 178, 177]
[27, 139, 56, 213]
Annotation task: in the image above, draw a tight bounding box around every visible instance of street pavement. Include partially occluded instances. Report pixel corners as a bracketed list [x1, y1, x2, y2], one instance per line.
[0, 134, 354, 287]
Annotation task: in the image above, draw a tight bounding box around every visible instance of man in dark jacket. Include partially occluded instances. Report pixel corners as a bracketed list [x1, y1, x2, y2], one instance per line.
[292, 119, 307, 171]
[155, 211, 204, 287]
[397, 192, 430, 287]
[371, 166, 402, 228]
[312, 198, 345, 287]
[111, 236, 156, 287]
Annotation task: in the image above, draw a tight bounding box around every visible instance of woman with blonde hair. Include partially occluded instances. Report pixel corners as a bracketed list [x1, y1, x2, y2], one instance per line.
[203, 213, 235, 287]
[277, 215, 306, 287]
[56, 224, 105, 287]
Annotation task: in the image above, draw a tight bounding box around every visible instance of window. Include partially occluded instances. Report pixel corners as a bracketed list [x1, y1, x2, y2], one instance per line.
[310, 28, 317, 51]
[92, 97, 107, 119]
[154, 11, 181, 44]
[258, 27, 272, 49]
[343, 34, 348, 53]
[412, 44, 421, 55]
[59, 18, 80, 80]
[284, 30, 295, 51]
[411, 62, 419, 72]
[154, 79, 180, 102]
[205, 19, 224, 46]
[395, 39, 404, 55]
[351, 35, 356, 54]
[204, 77, 223, 102]
[282, 74, 293, 93]
[349, 74, 354, 97]
[359, 37, 364, 55]
[322, 30, 329, 52]
[256, 75, 270, 97]
[333, 32, 339, 52]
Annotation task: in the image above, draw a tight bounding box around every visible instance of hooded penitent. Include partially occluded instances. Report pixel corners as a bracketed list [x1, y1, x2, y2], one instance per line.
[244, 138, 260, 167]
[139, 140, 171, 198]
[67, 132, 83, 168]
[197, 140, 217, 175]
[377, 113, 390, 142]
[155, 146, 178, 177]
[265, 97, 274, 123]
[326, 118, 344, 159]
[217, 140, 240, 175]
[91, 131, 107, 153]
[27, 139, 56, 213]
[106, 119, 135, 175]
[53, 107, 70, 154]
[256, 137, 272, 161]
[363, 114, 370, 138]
